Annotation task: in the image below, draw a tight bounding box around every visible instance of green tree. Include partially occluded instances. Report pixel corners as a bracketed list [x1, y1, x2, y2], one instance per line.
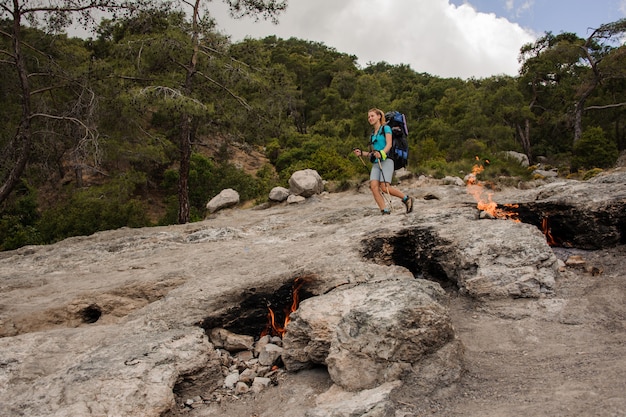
[159, 0, 286, 224]
[98, 1, 287, 224]
[518, 20, 626, 159]
[571, 127, 619, 170]
[0, 0, 146, 206]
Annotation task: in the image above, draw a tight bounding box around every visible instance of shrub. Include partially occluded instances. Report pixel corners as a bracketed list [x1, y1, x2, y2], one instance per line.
[0, 182, 43, 250]
[159, 153, 276, 224]
[571, 127, 619, 171]
[37, 172, 151, 243]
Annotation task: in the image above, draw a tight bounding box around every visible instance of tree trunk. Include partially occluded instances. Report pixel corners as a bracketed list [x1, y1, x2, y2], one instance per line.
[517, 119, 533, 164]
[177, 0, 202, 224]
[573, 85, 596, 144]
[0, 10, 32, 205]
[178, 115, 192, 224]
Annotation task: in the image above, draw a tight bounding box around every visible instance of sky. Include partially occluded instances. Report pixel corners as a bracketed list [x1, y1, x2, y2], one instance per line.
[209, 0, 626, 79]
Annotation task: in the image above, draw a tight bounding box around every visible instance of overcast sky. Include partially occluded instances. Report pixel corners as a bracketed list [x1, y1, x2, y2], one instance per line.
[209, 0, 626, 79]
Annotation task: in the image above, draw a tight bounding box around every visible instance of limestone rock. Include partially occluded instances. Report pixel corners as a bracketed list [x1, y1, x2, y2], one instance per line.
[0, 169, 624, 416]
[206, 188, 240, 213]
[289, 169, 324, 197]
[209, 328, 254, 352]
[442, 176, 465, 186]
[287, 194, 306, 204]
[269, 186, 290, 202]
[258, 343, 283, 366]
[306, 381, 401, 417]
[283, 279, 463, 392]
[503, 150, 530, 167]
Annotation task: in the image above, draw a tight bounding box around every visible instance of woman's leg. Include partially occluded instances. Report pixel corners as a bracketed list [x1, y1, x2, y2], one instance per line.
[370, 180, 386, 210]
[380, 183, 405, 199]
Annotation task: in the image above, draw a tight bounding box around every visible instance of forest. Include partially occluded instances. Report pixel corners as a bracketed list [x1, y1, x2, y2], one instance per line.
[1, 0, 625, 251]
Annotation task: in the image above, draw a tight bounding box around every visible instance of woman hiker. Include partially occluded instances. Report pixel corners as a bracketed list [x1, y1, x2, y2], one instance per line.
[353, 108, 413, 215]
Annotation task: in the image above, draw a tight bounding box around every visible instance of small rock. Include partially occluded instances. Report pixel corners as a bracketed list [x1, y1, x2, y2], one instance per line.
[269, 186, 290, 202]
[239, 368, 257, 384]
[251, 377, 272, 393]
[287, 194, 306, 204]
[235, 381, 249, 394]
[223, 372, 239, 389]
[565, 255, 586, 269]
[258, 343, 283, 366]
[210, 328, 254, 352]
[235, 350, 254, 362]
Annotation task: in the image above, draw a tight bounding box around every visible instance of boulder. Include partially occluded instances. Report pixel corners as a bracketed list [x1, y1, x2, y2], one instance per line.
[269, 186, 290, 202]
[206, 188, 240, 213]
[289, 169, 324, 197]
[503, 151, 530, 167]
[442, 176, 465, 186]
[283, 279, 463, 392]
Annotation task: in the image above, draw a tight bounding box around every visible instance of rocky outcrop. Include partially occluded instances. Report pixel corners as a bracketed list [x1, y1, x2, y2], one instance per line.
[514, 169, 626, 249]
[0, 169, 624, 416]
[284, 279, 463, 393]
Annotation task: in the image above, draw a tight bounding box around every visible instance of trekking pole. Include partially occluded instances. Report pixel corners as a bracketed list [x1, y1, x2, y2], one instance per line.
[357, 154, 369, 170]
[377, 156, 394, 212]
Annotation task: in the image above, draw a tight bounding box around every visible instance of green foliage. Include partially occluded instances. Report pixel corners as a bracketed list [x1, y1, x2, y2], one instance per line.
[159, 153, 277, 224]
[416, 138, 445, 164]
[37, 172, 151, 243]
[582, 168, 604, 180]
[571, 127, 619, 170]
[3, 9, 626, 250]
[0, 183, 43, 251]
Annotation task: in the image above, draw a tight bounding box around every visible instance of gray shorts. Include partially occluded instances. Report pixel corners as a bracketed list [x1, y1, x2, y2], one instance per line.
[370, 158, 395, 183]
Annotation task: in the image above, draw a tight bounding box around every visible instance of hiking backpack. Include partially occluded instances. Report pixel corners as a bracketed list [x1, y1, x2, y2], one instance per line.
[384, 111, 409, 169]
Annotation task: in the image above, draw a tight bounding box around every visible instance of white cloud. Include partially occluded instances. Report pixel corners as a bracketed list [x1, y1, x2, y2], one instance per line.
[210, 0, 536, 79]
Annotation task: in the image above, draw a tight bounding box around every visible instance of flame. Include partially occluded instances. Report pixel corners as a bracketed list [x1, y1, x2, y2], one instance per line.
[466, 158, 520, 222]
[261, 278, 305, 338]
[542, 217, 557, 246]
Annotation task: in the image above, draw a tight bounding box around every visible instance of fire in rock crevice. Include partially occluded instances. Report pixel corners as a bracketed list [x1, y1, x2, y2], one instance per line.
[198, 275, 315, 340]
[463, 158, 623, 249]
[465, 158, 520, 222]
[261, 277, 306, 338]
[542, 216, 558, 246]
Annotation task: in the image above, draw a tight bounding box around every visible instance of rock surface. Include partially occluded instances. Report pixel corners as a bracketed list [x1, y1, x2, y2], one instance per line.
[0, 169, 625, 416]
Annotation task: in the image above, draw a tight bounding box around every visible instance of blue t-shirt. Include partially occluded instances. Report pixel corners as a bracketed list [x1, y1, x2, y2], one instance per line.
[370, 125, 391, 151]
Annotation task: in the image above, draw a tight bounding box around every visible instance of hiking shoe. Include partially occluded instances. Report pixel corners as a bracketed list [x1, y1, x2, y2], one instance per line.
[381, 208, 391, 215]
[403, 196, 414, 214]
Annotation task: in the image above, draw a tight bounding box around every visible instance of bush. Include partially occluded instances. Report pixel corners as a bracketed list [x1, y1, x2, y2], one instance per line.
[159, 153, 277, 224]
[582, 168, 603, 180]
[37, 172, 151, 243]
[0, 182, 42, 251]
[571, 127, 619, 171]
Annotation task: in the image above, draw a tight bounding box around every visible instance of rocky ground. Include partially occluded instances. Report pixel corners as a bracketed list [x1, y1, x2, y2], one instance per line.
[1, 169, 625, 417]
[181, 245, 626, 417]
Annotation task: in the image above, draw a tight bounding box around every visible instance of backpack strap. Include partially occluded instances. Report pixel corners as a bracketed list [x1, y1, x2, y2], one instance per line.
[370, 126, 383, 147]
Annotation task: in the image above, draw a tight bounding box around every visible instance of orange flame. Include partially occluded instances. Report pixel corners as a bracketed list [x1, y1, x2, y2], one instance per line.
[466, 158, 520, 222]
[542, 217, 557, 246]
[261, 278, 305, 338]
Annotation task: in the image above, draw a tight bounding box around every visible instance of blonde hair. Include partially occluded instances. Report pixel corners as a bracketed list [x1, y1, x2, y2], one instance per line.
[368, 108, 386, 126]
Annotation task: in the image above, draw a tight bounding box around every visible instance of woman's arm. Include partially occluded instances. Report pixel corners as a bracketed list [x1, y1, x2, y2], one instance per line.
[383, 131, 392, 155]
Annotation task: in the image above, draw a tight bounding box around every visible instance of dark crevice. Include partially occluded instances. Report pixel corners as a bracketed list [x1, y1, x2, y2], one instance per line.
[513, 202, 625, 249]
[199, 275, 316, 339]
[80, 304, 102, 324]
[361, 227, 459, 292]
